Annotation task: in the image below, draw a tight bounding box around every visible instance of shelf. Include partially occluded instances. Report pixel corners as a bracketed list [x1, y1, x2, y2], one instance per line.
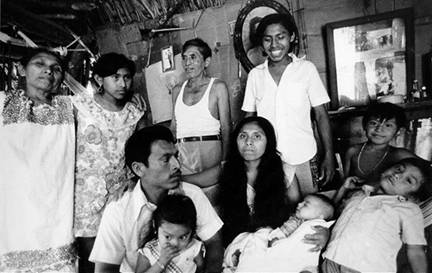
[329, 100, 432, 121]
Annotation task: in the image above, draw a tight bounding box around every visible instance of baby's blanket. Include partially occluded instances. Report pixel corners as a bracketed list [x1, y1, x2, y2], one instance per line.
[223, 219, 334, 273]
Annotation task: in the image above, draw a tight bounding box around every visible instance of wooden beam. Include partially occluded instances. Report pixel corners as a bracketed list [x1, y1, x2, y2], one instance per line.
[5, 1, 74, 46]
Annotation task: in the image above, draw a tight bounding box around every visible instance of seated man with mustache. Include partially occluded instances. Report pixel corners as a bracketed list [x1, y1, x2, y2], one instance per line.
[89, 125, 223, 273]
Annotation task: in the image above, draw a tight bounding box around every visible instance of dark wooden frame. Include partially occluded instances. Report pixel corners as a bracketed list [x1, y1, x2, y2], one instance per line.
[325, 8, 414, 110]
[422, 51, 432, 93]
[233, 0, 299, 72]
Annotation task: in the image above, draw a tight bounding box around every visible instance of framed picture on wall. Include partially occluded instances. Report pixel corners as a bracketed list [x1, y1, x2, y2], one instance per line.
[423, 52, 432, 92]
[325, 8, 414, 110]
[232, 0, 299, 72]
[0, 58, 20, 91]
[161, 45, 175, 72]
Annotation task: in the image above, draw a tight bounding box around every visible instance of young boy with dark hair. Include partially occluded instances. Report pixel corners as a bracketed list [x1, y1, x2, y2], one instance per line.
[242, 13, 335, 195]
[343, 102, 417, 182]
[323, 158, 430, 273]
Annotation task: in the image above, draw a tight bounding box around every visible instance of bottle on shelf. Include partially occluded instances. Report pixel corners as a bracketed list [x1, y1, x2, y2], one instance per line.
[421, 86, 428, 100]
[411, 80, 421, 102]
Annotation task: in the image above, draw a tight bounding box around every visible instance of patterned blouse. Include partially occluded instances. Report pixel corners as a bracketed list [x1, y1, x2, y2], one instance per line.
[72, 93, 144, 237]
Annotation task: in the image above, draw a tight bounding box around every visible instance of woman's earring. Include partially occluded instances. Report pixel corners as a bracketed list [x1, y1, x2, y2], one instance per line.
[93, 77, 103, 94]
[97, 84, 104, 94]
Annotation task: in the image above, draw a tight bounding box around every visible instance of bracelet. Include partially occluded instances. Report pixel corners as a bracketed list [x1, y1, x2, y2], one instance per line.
[156, 259, 165, 270]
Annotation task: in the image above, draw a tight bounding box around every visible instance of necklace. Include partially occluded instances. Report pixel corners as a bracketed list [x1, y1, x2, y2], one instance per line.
[357, 143, 389, 176]
[94, 93, 124, 112]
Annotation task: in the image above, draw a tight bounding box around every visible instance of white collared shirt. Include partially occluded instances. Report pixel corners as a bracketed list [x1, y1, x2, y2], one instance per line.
[323, 190, 426, 272]
[89, 181, 223, 272]
[242, 55, 330, 165]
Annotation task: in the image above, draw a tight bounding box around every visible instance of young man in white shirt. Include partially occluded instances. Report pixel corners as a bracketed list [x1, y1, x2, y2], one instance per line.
[242, 14, 335, 195]
[90, 125, 223, 272]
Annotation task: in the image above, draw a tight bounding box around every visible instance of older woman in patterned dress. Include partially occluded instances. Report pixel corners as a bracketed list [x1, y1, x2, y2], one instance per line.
[0, 48, 76, 272]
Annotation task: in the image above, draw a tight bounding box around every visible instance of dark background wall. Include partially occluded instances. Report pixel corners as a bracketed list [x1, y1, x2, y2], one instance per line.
[94, 0, 432, 127]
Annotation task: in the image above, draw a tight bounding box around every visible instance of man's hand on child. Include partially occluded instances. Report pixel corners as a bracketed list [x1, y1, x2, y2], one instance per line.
[303, 225, 329, 252]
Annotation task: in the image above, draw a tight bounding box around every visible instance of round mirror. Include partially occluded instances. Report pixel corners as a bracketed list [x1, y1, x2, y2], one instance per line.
[233, 0, 299, 72]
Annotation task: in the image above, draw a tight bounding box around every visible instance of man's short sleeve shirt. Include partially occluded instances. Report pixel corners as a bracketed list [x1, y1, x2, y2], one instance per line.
[242, 56, 329, 164]
[323, 191, 426, 272]
[89, 182, 222, 272]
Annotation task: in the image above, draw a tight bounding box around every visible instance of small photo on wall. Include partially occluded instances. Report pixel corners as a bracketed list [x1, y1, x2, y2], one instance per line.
[161, 45, 175, 72]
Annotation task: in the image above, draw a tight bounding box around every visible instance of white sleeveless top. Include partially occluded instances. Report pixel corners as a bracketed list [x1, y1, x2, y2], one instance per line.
[175, 78, 220, 138]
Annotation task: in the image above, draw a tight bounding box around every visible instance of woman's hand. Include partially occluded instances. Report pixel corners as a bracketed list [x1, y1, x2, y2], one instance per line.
[303, 225, 329, 252]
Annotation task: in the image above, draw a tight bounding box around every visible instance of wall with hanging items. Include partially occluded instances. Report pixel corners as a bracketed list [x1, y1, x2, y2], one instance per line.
[317, 0, 432, 160]
[94, 0, 226, 25]
[93, 0, 432, 141]
[95, 0, 248, 125]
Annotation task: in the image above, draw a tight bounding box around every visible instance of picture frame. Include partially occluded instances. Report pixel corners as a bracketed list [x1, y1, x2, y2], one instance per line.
[422, 52, 432, 92]
[325, 8, 414, 110]
[0, 58, 20, 92]
[161, 45, 175, 72]
[233, 0, 299, 72]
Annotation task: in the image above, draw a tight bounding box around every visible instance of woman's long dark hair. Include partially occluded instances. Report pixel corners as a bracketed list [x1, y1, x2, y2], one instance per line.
[219, 116, 291, 246]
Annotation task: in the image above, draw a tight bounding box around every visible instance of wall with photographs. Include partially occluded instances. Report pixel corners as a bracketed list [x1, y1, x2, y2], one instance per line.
[306, 0, 432, 160]
[94, 0, 432, 123]
[298, 0, 432, 96]
[95, 0, 251, 125]
[94, 0, 432, 155]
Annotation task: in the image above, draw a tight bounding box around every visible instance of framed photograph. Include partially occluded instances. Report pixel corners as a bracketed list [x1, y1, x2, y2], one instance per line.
[0, 58, 20, 91]
[161, 45, 175, 72]
[233, 0, 299, 72]
[325, 8, 414, 109]
[422, 52, 432, 92]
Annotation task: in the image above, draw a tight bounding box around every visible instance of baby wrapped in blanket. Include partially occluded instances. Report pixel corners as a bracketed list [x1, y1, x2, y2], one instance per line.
[223, 194, 334, 273]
